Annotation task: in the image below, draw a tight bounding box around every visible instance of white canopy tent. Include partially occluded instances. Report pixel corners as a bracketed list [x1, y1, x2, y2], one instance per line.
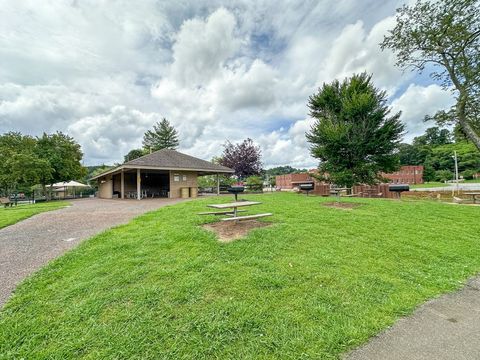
[51, 181, 90, 198]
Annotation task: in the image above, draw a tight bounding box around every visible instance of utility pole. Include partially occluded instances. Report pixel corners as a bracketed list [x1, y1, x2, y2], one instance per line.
[453, 150, 459, 195]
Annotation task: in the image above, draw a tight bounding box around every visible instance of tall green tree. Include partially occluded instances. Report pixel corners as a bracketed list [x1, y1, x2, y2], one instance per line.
[0, 132, 49, 197]
[381, 0, 480, 150]
[306, 73, 405, 188]
[35, 132, 86, 199]
[142, 118, 179, 152]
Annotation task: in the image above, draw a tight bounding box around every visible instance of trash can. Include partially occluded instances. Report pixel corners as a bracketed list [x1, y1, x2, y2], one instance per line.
[180, 187, 190, 198]
[190, 187, 198, 198]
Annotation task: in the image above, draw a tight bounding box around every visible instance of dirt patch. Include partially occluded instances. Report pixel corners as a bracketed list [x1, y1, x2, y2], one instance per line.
[203, 220, 272, 243]
[322, 202, 363, 210]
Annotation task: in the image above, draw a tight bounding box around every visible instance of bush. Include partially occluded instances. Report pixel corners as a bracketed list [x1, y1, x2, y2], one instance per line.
[245, 176, 263, 192]
[462, 169, 476, 180]
[197, 175, 235, 190]
[435, 169, 453, 182]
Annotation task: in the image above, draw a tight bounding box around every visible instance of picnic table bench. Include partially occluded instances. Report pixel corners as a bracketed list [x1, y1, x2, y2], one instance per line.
[0, 197, 12, 208]
[200, 201, 272, 222]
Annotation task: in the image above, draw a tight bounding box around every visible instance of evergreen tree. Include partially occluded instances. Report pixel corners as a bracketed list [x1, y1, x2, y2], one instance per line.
[142, 118, 179, 152]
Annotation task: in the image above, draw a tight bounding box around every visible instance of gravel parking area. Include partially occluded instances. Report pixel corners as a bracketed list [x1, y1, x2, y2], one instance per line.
[0, 198, 184, 306]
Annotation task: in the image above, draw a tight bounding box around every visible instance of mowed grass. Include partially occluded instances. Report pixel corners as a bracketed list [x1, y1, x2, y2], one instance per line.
[410, 182, 449, 189]
[0, 201, 68, 229]
[1, 193, 479, 359]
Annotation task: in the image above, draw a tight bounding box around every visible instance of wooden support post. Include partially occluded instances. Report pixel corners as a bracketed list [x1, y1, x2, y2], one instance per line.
[121, 170, 125, 199]
[216, 173, 220, 195]
[137, 168, 141, 200]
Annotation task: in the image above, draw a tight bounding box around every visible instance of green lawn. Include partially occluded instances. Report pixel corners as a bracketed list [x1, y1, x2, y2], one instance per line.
[1, 193, 479, 359]
[410, 182, 449, 189]
[0, 201, 68, 229]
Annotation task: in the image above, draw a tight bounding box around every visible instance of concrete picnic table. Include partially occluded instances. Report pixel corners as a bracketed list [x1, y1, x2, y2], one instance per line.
[201, 201, 272, 222]
[207, 201, 261, 217]
[464, 192, 480, 204]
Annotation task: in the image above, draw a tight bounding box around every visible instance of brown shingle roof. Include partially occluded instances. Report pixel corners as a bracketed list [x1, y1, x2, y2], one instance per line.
[124, 149, 233, 173]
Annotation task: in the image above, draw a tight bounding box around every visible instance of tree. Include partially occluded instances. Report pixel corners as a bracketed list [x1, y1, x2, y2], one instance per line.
[306, 73, 405, 188]
[142, 118, 179, 151]
[412, 127, 452, 146]
[0, 132, 49, 197]
[381, 0, 480, 150]
[264, 166, 308, 176]
[124, 149, 145, 163]
[35, 132, 86, 199]
[219, 138, 262, 179]
[245, 175, 263, 192]
[435, 169, 454, 182]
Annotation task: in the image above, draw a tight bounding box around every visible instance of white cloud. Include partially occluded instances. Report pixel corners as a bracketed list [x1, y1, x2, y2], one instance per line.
[390, 84, 455, 141]
[171, 8, 240, 85]
[67, 106, 162, 163]
[0, 0, 444, 168]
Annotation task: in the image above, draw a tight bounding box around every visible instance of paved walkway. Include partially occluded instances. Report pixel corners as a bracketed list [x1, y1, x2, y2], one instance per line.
[411, 183, 480, 192]
[346, 276, 480, 360]
[0, 198, 184, 306]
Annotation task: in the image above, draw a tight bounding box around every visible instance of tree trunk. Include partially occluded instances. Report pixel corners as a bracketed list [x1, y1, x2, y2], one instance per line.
[456, 96, 480, 151]
[42, 183, 49, 201]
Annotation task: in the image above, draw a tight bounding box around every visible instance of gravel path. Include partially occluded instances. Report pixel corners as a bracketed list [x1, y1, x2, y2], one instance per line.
[345, 276, 480, 360]
[0, 198, 184, 306]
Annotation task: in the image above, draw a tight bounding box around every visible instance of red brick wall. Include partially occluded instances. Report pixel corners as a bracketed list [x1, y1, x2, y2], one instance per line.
[275, 173, 313, 189]
[382, 166, 424, 184]
[275, 172, 330, 195]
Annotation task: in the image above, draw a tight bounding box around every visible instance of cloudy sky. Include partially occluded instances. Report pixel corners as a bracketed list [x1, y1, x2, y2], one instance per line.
[0, 0, 455, 168]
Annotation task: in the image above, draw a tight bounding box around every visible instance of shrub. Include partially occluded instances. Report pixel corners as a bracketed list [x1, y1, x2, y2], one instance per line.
[245, 176, 263, 192]
[462, 169, 476, 180]
[435, 169, 453, 182]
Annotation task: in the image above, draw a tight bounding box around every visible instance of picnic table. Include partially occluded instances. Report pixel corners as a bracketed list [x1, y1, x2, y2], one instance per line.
[0, 197, 13, 208]
[464, 192, 480, 204]
[199, 201, 272, 222]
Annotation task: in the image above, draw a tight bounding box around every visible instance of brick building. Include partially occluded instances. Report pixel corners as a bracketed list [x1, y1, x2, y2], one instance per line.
[275, 165, 424, 190]
[275, 172, 330, 195]
[381, 166, 424, 184]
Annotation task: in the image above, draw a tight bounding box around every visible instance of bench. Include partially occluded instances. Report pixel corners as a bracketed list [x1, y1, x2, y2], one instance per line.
[198, 210, 247, 216]
[0, 197, 12, 208]
[221, 213, 272, 222]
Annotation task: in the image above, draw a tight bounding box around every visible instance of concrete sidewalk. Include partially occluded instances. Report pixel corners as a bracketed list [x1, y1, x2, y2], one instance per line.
[0, 198, 184, 307]
[345, 276, 480, 360]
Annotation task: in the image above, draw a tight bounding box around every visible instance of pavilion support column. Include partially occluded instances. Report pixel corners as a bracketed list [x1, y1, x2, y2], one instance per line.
[216, 174, 220, 195]
[120, 170, 125, 199]
[137, 168, 141, 200]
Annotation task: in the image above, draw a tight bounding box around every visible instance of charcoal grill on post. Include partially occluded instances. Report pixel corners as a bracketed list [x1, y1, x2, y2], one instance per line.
[227, 186, 245, 201]
[299, 183, 314, 196]
[388, 184, 410, 199]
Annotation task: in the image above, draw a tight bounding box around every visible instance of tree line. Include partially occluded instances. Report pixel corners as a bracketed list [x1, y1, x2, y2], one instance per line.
[0, 132, 85, 199]
[399, 126, 479, 182]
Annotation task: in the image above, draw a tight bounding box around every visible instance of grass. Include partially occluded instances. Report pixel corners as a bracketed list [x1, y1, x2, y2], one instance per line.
[0, 201, 68, 229]
[411, 179, 480, 189]
[410, 182, 449, 189]
[0, 193, 479, 359]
